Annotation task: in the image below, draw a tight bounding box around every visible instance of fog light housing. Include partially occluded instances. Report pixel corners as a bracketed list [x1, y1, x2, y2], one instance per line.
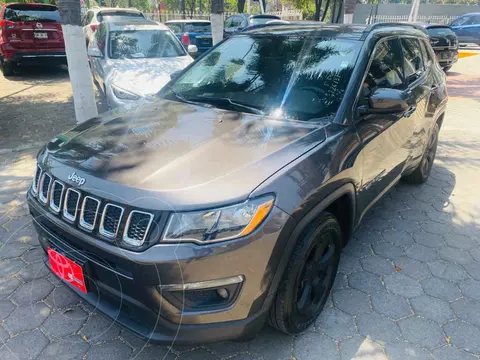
[158, 275, 244, 311]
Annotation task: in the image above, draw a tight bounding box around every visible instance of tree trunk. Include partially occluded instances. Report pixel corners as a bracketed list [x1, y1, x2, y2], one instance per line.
[314, 0, 323, 21]
[336, 0, 343, 23]
[321, 0, 330, 22]
[238, 0, 246, 13]
[57, 0, 98, 123]
[331, 0, 336, 23]
[343, 0, 356, 24]
[211, 0, 224, 45]
[181, 0, 186, 19]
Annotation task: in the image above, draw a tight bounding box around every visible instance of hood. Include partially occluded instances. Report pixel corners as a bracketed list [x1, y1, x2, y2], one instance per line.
[106, 57, 193, 97]
[42, 99, 327, 210]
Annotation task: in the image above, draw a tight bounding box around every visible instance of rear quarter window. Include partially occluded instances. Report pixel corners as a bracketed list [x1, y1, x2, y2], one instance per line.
[3, 4, 60, 22]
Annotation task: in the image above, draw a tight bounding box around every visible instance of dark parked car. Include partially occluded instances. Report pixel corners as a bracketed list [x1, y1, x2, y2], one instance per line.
[28, 23, 447, 344]
[416, 23, 458, 71]
[449, 12, 480, 46]
[0, 2, 65, 76]
[165, 19, 212, 55]
[223, 13, 281, 37]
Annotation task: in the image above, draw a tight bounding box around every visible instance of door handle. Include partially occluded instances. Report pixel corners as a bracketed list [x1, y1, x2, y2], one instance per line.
[404, 106, 416, 117]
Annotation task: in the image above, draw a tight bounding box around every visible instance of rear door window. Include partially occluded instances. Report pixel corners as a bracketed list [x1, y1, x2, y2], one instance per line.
[166, 23, 183, 33]
[3, 4, 60, 22]
[419, 40, 432, 66]
[401, 38, 425, 85]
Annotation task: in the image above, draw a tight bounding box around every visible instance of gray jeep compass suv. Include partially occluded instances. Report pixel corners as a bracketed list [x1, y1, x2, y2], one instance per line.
[27, 23, 448, 344]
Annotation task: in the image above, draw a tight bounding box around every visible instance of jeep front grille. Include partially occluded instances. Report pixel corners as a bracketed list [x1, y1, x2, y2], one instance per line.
[79, 196, 100, 231]
[33, 170, 155, 248]
[49, 180, 64, 213]
[100, 204, 124, 238]
[123, 211, 154, 247]
[32, 166, 42, 195]
[63, 188, 81, 222]
[39, 173, 52, 204]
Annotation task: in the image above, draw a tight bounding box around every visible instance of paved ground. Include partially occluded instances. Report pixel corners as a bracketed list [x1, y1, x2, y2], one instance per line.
[1, 58, 480, 360]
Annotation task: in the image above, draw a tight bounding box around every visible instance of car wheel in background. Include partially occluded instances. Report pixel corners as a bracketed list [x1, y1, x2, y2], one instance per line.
[403, 123, 440, 184]
[1, 60, 16, 77]
[269, 212, 342, 334]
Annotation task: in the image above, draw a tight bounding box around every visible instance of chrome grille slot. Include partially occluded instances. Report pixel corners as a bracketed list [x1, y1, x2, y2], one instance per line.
[79, 196, 100, 231]
[49, 180, 64, 213]
[38, 173, 52, 204]
[100, 204, 124, 238]
[63, 188, 81, 222]
[123, 211, 154, 246]
[32, 166, 42, 195]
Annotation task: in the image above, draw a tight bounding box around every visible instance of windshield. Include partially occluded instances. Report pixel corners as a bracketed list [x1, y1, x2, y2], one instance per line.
[4, 5, 60, 22]
[165, 34, 361, 121]
[250, 16, 281, 25]
[167, 22, 211, 33]
[109, 30, 186, 59]
[428, 27, 455, 37]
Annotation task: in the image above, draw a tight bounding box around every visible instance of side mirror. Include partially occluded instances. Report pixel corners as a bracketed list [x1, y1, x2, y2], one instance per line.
[359, 88, 409, 115]
[187, 44, 198, 56]
[87, 42, 103, 58]
[170, 70, 182, 80]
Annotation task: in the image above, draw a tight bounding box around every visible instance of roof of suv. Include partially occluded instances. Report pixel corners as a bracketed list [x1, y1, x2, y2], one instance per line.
[243, 23, 428, 40]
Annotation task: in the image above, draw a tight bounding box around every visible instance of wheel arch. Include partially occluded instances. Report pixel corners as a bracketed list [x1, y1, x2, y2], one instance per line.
[259, 182, 356, 314]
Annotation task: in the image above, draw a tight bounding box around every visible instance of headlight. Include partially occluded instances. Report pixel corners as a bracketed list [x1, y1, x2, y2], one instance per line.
[111, 85, 140, 100]
[163, 195, 275, 244]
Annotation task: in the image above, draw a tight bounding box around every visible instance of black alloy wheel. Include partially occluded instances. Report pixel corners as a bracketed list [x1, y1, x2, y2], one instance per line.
[269, 212, 342, 334]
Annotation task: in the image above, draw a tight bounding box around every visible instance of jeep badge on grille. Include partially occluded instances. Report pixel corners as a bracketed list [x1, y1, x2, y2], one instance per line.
[68, 172, 86, 186]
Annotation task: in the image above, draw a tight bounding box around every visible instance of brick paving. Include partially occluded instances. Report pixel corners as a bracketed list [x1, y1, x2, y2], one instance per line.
[0, 58, 480, 359]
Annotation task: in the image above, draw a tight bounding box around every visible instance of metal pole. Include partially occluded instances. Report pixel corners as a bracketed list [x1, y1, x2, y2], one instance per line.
[259, 0, 265, 14]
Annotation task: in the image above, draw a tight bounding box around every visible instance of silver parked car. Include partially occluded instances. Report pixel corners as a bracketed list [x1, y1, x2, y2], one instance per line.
[82, 7, 145, 47]
[87, 19, 196, 108]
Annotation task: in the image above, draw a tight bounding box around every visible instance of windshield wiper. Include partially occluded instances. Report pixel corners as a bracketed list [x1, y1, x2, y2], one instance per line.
[169, 89, 214, 108]
[188, 96, 264, 115]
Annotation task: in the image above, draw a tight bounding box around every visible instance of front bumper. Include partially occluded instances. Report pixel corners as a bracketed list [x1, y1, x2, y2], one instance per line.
[27, 191, 290, 344]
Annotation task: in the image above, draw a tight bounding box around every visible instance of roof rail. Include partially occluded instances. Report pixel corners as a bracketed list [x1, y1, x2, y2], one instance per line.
[365, 22, 425, 32]
[361, 22, 425, 39]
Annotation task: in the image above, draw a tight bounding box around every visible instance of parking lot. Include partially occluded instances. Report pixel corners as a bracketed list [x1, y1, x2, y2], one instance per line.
[1, 54, 480, 359]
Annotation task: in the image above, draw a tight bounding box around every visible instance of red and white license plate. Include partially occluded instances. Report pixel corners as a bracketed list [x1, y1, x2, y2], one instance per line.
[48, 248, 87, 293]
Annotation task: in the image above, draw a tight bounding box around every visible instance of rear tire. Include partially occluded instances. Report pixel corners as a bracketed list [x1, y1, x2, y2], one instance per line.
[1, 60, 15, 77]
[403, 123, 440, 184]
[268, 212, 342, 334]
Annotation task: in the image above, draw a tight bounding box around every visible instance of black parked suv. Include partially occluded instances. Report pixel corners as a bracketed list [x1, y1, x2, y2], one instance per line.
[28, 23, 447, 344]
[416, 23, 458, 71]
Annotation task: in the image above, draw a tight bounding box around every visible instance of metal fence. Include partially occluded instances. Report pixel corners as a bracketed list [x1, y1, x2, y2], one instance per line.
[366, 14, 456, 25]
[145, 10, 303, 23]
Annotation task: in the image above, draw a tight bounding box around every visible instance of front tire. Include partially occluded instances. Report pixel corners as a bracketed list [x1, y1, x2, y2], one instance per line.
[403, 123, 440, 184]
[269, 212, 342, 334]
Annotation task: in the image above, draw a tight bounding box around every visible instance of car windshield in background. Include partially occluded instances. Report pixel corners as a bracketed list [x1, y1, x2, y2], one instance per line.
[250, 17, 281, 25]
[427, 27, 455, 37]
[4, 5, 60, 22]
[101, 14, 143, 22]
[184, 22, 211, 33]
[109, 30, 186, 59]
[167, 34, 361, 121]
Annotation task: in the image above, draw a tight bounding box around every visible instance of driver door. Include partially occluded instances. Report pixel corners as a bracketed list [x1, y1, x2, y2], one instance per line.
[355, 38, 413, 216]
